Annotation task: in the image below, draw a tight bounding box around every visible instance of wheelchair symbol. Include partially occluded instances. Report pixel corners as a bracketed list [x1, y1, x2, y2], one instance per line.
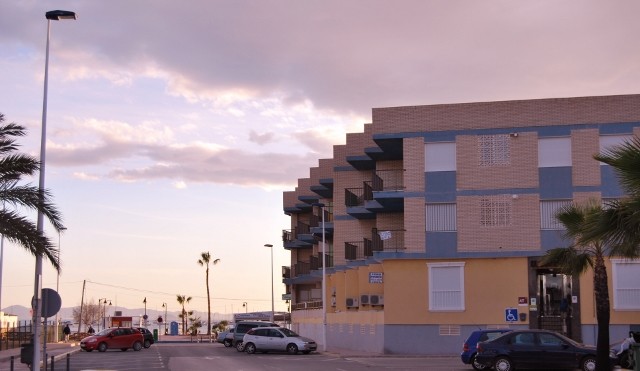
[506, 309, 518, 322]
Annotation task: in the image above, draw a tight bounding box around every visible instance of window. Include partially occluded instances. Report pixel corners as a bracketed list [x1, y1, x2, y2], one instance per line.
[428, 262, 465, 311]
[426, 203, 457, 231]
[612, 259, 640, 310]
[425, 142, 456, 171]
[599, 135, 633, 165]
[540, 200, 571, 230]
[478, 134, 510, 166]
[480, 195, 511, 227]
[538, 137, 571, 167]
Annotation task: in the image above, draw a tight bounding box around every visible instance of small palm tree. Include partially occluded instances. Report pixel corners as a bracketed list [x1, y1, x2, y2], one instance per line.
[197, 251, 220, 335]
[541, 201, 611, 370]
[176, 294, 192, 335]
[0, 114, 65, 269]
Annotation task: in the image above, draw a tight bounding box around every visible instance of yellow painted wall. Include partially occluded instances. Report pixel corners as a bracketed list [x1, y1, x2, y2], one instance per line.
[383, 258, 529, 325]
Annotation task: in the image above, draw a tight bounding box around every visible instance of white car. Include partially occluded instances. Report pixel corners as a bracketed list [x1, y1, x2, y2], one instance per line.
[242, 327, 317, 355]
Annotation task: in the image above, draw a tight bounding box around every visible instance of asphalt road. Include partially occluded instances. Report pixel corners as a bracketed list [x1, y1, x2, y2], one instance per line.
[27, 343, 470, 371]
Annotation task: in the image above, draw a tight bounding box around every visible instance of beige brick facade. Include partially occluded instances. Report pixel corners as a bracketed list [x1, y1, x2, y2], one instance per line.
[572, 129, 601, 187]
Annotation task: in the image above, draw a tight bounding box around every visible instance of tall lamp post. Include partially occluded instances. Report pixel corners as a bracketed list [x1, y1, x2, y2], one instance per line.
[33, 10, 76, 368]
[264, 244, 274, 322]
[99, 298, 111, 330]
[162, 303, 167, 335]
[54, 227, 67, 342]
[312, 203, 327, 352]
[143, 297, 147, 327]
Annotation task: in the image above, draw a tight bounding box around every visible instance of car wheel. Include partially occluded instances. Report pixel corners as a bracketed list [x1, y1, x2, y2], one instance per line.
[471, 354, 488, 370]
[494, 356, 513, 371]
[97, 342, 108, 352]
[223, 339, 232, 347]
[287, 343, 299, 355]
[133, 341, 143, 351]
[245, 343, 256, 354]
[144, 339, 151, 348]
[581, 355, 596, 371]
[235, 341, 244, 352]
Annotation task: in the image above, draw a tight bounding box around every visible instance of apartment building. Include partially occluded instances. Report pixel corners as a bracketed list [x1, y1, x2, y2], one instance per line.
[282, 94, 640, 354]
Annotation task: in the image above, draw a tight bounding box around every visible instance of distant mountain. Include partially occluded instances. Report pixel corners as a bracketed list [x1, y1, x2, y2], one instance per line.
[2, 305, 233, 324]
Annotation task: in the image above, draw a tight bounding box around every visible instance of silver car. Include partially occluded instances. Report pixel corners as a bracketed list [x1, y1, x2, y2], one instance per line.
[216, 328, 234, 347]
[242, 327, 317, 355]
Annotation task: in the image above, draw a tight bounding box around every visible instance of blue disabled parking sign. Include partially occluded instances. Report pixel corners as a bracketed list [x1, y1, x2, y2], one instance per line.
[505, 308, 518, 322]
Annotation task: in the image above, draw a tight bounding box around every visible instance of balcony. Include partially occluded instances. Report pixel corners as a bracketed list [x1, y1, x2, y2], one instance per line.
[345, 228, 406, 261]
[345, 169, 405, 218]
[284, 252, 334, 285]
[282, 221, 315, 250]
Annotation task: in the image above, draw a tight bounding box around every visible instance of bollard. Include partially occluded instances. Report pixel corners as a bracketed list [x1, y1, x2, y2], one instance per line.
[66, 353, 71, 371]
[632, 343, 640, 371]
[50, 355, 54, 371]
[10, 355, 14, 371]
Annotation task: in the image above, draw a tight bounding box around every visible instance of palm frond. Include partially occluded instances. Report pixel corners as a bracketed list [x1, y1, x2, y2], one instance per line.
[540, 247, 592, 275]
[0, 209, 60, 270]
[594, 136, 640, 196]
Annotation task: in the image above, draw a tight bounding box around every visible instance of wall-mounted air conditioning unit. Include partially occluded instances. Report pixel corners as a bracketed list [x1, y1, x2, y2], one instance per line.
[360, 294, 370, 305]
[331, 297, 336, 307]
[370, 295, 384, 306]
[346, 297, 359, 308]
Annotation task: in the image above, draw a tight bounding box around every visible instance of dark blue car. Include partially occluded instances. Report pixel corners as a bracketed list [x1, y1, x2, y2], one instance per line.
[461, 328, 512, 370]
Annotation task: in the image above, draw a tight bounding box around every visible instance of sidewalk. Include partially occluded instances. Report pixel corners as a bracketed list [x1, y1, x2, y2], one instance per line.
[0, 342, 81, 370]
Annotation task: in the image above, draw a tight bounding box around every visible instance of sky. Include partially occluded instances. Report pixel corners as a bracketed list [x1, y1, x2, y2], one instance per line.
[1, 1, 640, 321]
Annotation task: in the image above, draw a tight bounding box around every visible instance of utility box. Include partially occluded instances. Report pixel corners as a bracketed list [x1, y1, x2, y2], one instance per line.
[170, 321, 179, 335]
[20, 342, 33, 365]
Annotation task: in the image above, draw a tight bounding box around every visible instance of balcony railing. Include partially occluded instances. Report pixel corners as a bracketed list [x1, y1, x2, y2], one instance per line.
[345, 187, 364, 207]
[291, 300, 322, 311]
[345, 229, 406, 260]
[373, 169, 405, 191]
[292, 252, 334, 277]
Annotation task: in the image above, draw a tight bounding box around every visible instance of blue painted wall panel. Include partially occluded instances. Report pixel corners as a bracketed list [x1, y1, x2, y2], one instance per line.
[425, 171, 456, 202]
[426, 232, 457, 257]
[539, 167, 572, 199]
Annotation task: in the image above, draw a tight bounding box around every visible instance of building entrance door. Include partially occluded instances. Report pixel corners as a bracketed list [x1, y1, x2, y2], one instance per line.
[536, 270, 573, 338]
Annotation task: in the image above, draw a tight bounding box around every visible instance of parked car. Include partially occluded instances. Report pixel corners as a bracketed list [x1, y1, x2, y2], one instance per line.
[135, 327, 154, 348]
[474, 329, 613, 371]
[80, 327, 144, 352]
[242, 327, 317, 355]
[461, 328, 512, 370]
[217, 328, 234, 347]
[232, 320, 279, 351]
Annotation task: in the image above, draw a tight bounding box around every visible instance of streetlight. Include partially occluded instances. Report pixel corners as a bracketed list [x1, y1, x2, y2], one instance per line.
[143, 297, 147, 326]
[242, 302, 248, 313]
[54, 227, 67, 342]
[312, 203, 327, 352]
[264, 244, 274, 322]
[162, 303, 167, 335]
[99, 298, 111, 330]
[32, 10, 76, 368]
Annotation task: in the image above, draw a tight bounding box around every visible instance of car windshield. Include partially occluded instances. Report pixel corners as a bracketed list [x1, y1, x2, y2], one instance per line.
[279, 328, 300, 337]
[95, 329, 111, 336]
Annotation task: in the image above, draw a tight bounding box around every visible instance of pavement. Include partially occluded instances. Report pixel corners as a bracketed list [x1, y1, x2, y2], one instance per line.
[0, 335, 208, 369]
[0, 335, 442, 370]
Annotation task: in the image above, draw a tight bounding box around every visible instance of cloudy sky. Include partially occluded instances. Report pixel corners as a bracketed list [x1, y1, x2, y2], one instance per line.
[1, 1, 639, 319]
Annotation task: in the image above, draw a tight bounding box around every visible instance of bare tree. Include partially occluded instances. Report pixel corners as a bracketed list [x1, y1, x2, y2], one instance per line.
[72, 299, 101, 330]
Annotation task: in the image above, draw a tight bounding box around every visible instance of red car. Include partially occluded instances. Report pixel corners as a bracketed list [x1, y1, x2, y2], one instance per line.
[80, 327, 144, 352]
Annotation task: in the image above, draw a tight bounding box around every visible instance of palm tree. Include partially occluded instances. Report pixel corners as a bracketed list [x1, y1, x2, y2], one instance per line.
[587, 136, 640, 255]
[197, 251, 220, 335]
[0, 114, 65, 269]
[540, 201, 611, 370]
[541, 137, 640, 370]
[176, 294, 192, 335]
